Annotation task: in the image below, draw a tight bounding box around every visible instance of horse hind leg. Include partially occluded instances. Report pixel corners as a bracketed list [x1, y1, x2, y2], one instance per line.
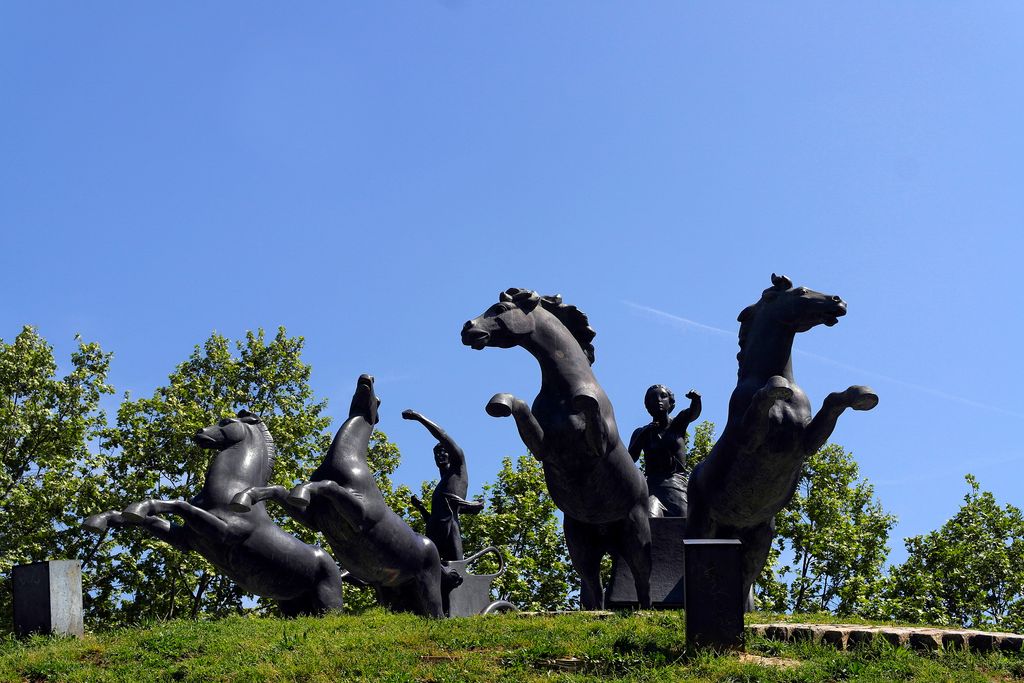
[738, 521, 776, 606]
[312, 552, 345, 614]
[615, 504, 652, 609]
[563, 516, 607, 610]
[803, 385, 878, 454]
[412, 544, 447, 618]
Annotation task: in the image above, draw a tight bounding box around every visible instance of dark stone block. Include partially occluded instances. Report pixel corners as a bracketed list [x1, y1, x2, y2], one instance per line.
[683, 539, 744, 651]
[13, 560, 83, 638]
[606, 517, 687, 608]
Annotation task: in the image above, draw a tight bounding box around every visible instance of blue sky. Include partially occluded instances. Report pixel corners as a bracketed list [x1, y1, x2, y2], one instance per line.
[2, 3, 1022, 563]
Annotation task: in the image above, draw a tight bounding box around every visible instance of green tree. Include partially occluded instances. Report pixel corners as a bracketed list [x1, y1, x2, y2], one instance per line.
[762, 444, 896, 615]
[95, 328, 332, 625]
[875, 474, 1024, 632]
[460, 456, 575, 611]
[0, 326, 114, 632]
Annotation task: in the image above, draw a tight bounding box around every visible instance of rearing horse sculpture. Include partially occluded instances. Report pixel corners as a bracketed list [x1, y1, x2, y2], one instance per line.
[462, 288, 651, 609]
[686, 274, 878, 601]
[232, 375, 456, 618]
[83, 411, 345, 616]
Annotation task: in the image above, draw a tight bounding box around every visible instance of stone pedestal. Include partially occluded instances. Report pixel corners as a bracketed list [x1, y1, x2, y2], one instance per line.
[12, 560, 84, 638]
[606, 517, 687, 608]
[683, 539, 743, 651]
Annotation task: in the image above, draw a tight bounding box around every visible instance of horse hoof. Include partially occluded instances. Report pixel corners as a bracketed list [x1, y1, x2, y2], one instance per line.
[229, 492, 253, 513]
[485, 393, 514, 418]
[287, 486, 312, 509]
[82, 515, 107, 533]
[849, 386, 879, 411]
[121, 502, 148, 522]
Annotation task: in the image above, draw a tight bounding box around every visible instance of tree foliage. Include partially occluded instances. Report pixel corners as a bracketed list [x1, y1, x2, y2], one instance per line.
[93, 328, 332, 625]
[0, 326, 114, 631]
[874, 474, 1024, 632]
[757, 444, 896, 615]
[460, 456, 575, 611]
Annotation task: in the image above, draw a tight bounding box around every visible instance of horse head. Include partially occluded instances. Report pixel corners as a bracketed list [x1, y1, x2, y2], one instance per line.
[462, 288, 596, 363]
[739, 273, 847, 334]
[193, 410, 275, 487]
[349, 374, 380, 425]
[461, 288, 542, 350]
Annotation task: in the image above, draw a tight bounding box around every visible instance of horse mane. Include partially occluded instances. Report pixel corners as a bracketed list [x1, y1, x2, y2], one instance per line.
[238, 410, 277, 474]
[538, 294, 597, 365]
[735, 274, 791, 369]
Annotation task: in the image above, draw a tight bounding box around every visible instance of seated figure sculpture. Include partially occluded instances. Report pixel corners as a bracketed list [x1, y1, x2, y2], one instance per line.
[83, 411, 345, 617]
[403, 409, 484, 562]
[628, 385, 702, 518]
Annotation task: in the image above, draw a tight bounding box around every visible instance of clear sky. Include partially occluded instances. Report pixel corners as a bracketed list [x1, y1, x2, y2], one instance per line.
[2, 3, 1021, 563]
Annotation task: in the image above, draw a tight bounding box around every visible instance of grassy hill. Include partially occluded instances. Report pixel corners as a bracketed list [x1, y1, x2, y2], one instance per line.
[2, 610, 1022, 682]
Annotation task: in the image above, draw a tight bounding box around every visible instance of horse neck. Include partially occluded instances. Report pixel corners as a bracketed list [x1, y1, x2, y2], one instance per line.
[324, 415, 373, 472]
[520, 309, 595, 394]
[737, 314, 797, 383]
[202, 436, 268, 502]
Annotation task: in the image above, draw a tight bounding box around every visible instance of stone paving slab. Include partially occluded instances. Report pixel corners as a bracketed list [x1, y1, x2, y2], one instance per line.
[749, 623, 1024, 653]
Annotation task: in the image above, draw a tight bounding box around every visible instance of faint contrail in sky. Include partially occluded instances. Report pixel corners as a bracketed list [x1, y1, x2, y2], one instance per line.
[623, 301, 1024, 420]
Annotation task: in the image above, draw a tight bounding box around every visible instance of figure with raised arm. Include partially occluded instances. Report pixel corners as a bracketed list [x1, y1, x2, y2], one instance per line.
[403, 409, 484, 562]
[628, 385, 702, 518]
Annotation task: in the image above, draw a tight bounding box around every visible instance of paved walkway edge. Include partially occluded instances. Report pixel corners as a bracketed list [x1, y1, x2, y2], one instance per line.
[749, 623, 1024, 653]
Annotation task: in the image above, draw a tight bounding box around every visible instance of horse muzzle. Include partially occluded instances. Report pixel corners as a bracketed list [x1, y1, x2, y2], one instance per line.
[461, 323, 490, 350]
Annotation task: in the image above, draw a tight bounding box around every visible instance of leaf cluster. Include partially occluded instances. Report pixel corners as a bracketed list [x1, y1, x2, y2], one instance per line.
[874, 474, 1024, 632]
[0, 326, 114, 631]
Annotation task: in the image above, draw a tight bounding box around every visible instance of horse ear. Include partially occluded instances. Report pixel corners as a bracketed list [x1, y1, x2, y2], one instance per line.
[771, 273, 793, 290]
[737, 304, 757, 323]
[237, 410, 261, 424]
[511, 289, 540, 312]
[499, 290, 513, 303]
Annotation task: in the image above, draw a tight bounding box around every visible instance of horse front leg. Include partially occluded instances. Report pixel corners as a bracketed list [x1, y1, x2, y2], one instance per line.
[739, 376, 793, 450]
[83, 510, 191, 551]
[287, 480, 370, 532]
[486, 393, 545, 460]
[230, 485, 319, 529]
[802, 385, 878, 455]
[572, 392, 608, 458]
[122, 499, 231, 543]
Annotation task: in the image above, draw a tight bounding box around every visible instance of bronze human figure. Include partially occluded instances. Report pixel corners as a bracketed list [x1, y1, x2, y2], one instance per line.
[83, 411, 345, 616]
[685, 274, 878, 600]
[232, 375, 457, 618]
[628, 385, 702, 518]
[462, 288, 652, 609]
[402, 409, 483, 562]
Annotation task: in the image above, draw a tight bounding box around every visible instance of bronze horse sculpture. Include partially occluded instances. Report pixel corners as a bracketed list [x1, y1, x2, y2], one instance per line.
[685, 274, 878, 601]
[83, 411, 345, 616]
[462, 288, 652, 609]
[232, 375, 457, 618]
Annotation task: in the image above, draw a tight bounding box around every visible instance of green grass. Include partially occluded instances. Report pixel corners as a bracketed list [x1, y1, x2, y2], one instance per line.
[1, 611, 1022, 682]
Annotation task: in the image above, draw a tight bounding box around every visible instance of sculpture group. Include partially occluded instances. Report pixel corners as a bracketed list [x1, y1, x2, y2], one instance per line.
[84, 274, 877, 619]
